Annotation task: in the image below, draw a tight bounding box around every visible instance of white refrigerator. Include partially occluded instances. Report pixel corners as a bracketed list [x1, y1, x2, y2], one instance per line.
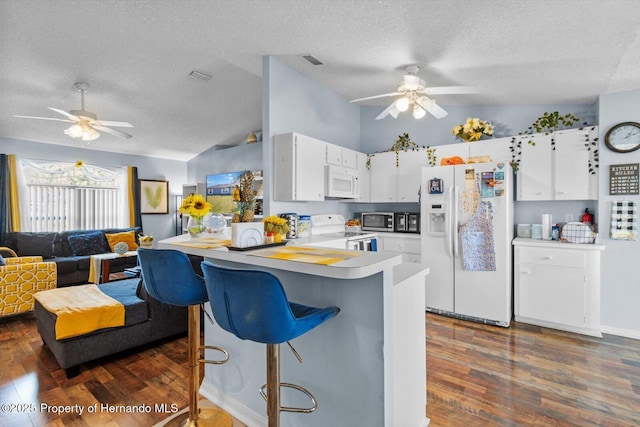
[420, 162, 513, 326]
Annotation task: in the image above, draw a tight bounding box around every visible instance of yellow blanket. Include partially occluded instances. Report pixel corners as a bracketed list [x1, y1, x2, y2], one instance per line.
[34, 284, 125, 340]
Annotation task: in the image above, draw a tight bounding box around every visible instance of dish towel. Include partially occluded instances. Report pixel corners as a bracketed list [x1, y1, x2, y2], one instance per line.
[460, 201, 497, 271]
[610, 201, 637, 241]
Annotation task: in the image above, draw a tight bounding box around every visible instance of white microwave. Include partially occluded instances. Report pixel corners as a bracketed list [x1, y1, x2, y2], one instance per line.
[325, 165, 359, 199]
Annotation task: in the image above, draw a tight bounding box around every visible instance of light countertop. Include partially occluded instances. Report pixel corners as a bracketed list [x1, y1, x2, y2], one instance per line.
[159, 233, 404, 279]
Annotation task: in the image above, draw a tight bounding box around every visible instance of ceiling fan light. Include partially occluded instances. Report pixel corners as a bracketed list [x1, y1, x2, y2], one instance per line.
[413, 105, 426, 119]
[404, 75, 420, 91]
[81, 127, 100, 141]
[395, 97, 410, 112]
[65, 124, 83, 138]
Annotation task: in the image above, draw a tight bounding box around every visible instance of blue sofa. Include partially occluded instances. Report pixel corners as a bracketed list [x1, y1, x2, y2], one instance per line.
[1, 227, 141, 287]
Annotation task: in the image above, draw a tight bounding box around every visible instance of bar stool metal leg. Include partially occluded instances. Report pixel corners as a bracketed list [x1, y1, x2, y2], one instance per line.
[165, 305, 232, 427]
[266, 343, 281, 427]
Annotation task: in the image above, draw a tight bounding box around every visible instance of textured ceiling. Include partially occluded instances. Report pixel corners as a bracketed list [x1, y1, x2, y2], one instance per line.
[1, 0, 639, 161]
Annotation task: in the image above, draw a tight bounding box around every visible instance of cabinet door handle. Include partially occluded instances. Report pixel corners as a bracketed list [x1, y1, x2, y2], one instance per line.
[556, 191, 568, 195]
[521, 270, 531, 275]
[542, 256, 553, 260]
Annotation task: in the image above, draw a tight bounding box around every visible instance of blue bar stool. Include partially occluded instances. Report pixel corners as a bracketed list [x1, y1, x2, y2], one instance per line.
[138, 248, 232, 427]
[201, 262, 340, 427]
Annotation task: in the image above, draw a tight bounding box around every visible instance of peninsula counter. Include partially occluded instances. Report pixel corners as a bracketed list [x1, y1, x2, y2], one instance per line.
[159, 234, 429, 427]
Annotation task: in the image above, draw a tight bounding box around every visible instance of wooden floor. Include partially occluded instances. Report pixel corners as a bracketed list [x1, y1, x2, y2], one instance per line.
[426, 313, 640, 426]
[1, 312, 639, 426]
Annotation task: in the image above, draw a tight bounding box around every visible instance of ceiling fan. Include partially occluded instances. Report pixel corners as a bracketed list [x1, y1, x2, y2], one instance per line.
[350, 65, 479, 120]
[14, 83, 133, 141]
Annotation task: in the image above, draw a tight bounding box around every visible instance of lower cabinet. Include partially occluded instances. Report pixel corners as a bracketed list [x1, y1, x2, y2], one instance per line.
[513, 238, 604, 337]
[377, 233, 421, 263]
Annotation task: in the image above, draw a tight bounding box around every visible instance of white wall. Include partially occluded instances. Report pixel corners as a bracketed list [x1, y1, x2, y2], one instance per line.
[187, 142, 262, 184]
[262, 56, 361, 218]
[1, 137, 187, 239]
[597, 89, 640, 336]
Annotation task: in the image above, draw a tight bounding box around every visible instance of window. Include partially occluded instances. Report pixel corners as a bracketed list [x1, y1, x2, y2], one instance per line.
[22, 159, 125, 232]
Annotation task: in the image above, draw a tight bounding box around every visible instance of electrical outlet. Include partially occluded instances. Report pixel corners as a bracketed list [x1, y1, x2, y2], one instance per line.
[565, 214, 574, 222]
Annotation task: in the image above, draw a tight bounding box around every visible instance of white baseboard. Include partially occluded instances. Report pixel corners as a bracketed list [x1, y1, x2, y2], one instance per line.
[199, 382, 266, 427]
[600, 325, 640, 340]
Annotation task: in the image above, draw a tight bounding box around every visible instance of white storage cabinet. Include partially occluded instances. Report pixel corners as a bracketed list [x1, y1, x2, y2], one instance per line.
[517, 127, 598, 201]
[513, 238, 604, 337]
[377, 233, 421, 263]
[274, 132, 326, 201]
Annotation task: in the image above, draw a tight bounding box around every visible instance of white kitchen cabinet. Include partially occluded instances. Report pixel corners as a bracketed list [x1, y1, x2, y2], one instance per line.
[554, 129, 598, 200]
[518, 133, 553, 200]
[368, 151, 397, 202]
[513, 238, 604, 337]
[517, 127, 598, 201]
[274, 132, 326, 201]
[429, 142, 470, 166]
[468, 136, 513, 163]
[355, 152, 371, 202]
[397, 150, 429, 202]
[378, 233, 421, 263]
[326, 143, 358, 169]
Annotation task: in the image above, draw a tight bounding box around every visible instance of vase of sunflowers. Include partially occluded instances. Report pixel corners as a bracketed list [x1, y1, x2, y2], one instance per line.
[452, 118, 494, 142]
[262, 215, 290, 243]
[179, 194, 212, 238]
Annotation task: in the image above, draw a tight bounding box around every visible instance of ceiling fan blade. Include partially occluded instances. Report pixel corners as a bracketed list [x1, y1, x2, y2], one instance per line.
[96, 120, 133, 128]
[48, 107, 79, 120]
[14, 115, 74, 123]
[416, 98, 448, 119]
[92, 124, 133, 139]
[375, 102, 401, 120]
[423, 86, 480, 95]
[351, 92, 402, 103]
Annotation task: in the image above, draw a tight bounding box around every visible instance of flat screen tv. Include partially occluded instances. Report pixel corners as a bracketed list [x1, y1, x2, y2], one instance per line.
[205, 170, 263, 215]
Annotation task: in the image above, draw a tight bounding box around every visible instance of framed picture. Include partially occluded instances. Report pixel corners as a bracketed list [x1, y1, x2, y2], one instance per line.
[140, 179, 169, 214]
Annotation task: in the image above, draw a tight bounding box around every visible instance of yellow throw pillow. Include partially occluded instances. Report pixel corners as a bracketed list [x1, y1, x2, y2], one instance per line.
[105, 231, 139, 252]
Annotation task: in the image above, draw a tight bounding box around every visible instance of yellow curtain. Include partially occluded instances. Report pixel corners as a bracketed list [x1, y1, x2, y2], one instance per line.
[8, 155, 20, 231]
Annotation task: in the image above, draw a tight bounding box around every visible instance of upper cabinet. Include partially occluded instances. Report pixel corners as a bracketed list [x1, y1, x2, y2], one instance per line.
[468, 137, 513, 163]
[274, 132, 367, 202]
[326, 143, 358, 169]
[517, 127, 598, 201]
[369, 151, 397, 202]
[274, 132, 326, 201]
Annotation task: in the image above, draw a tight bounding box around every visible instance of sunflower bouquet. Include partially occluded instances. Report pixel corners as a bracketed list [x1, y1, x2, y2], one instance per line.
[179, 194, 212, 237]
[452, 118, 494, 142]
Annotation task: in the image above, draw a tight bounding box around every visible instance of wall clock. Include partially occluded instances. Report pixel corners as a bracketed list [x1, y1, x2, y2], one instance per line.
[605, 122, 640, 153]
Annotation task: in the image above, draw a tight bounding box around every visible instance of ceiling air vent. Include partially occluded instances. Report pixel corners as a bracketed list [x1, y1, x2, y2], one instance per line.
[301, 54, 324, 66]
[189, 70, 212, 81]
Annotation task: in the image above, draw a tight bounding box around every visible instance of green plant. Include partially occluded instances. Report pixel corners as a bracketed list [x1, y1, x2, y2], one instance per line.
[426, 146, 437, 166]
[391, 133, 418, 166]
[520, 111, 580, 147]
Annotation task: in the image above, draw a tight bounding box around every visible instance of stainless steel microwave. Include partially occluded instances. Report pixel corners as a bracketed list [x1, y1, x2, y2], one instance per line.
[361, 212, 394, 232]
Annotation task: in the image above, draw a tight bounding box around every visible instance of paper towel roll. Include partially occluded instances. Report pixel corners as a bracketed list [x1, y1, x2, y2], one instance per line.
[542, 214, 552, 240]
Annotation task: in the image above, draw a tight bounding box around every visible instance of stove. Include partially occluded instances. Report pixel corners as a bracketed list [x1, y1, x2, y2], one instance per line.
[310, 214, 378, 251]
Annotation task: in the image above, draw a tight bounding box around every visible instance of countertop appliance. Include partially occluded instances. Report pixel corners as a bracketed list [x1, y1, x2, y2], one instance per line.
[278, 212, 298, 239]
[420, 162, 513, 326]
[325, 165, 359, 199]
[361, 212, 394, 232]
[394, 212, 420, 233]
[310, 214, 378, 251]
